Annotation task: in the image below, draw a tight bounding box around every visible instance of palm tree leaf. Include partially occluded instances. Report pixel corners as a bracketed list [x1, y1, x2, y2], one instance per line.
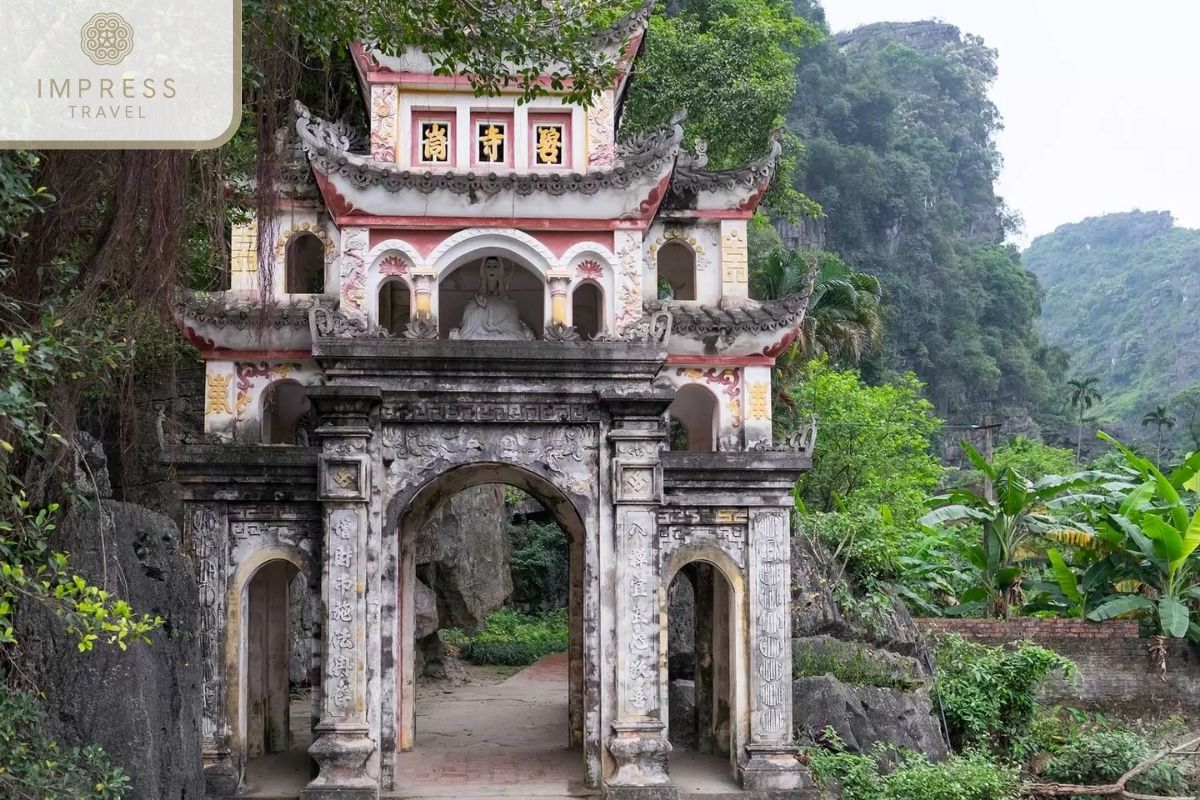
[1047, 549, 1082, 604]
[1087, 594, 1153, 621]
[1169, 448, 1200, 491]
[1160, 596, 1190, 638]
[919, 504, 991, 527]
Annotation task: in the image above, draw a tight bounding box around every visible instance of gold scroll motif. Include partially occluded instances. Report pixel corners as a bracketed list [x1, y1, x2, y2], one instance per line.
[748, 382, 770, 420]
[478, 124, 505, 163]
[205, 374, 233, 415]
[422, 122, 449, 163]
[535, 125, 563, 165]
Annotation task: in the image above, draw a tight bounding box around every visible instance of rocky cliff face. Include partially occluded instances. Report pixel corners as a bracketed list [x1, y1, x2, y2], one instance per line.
[16, 437, 204, 799]
[789, 536, 948, 760]
[413, 484, 513, 678]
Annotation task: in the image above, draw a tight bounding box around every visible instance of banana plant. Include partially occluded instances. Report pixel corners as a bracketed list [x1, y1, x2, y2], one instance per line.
[1085, 434, 1200, 640]
[920, 440, 1103, 618]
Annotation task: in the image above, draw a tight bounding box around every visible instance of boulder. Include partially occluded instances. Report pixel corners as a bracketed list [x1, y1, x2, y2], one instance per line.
[414, 577, 440, 640]
[16, 499, 204, 800]
[668, 679, 697, 750]
[793, 675, 947, 762]
[791, 535, 925, 657]
[416, 484, 512, 629]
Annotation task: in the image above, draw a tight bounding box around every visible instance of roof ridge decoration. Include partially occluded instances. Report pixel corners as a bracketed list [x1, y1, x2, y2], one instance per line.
[593, 0, 658, 48]
[663, 131, 784, 212]
[293, 101, 685, 199]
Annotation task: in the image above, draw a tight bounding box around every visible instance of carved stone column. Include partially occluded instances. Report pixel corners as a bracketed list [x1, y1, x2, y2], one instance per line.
[187, 501, 237, 795]
[302, 385, 381, 800]
[605, 392, 677, 800]
[548, 272, 572, 325]
[743, 507, 809, 792]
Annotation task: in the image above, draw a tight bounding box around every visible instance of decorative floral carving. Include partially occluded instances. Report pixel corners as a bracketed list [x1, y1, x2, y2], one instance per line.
[586, 91, 616, 167]
[402, 315, 439, 340]
[378, 255, 409, 276]
[310, 298, 388, 339]
[369, 85, 398, 162]
[576, 259, 604, 280]
[594, 310, 672, 345]
[544, 321, 582, 342]
[340, 228, 369, 311]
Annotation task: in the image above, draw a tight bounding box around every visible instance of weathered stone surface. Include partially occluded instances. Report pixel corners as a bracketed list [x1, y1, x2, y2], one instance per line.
[414, 577, 440, 639]
[289, 571, 318, 686]
[16, 500, 204, 800]
[416, 484, 512, 629]
[73, 430, 112, 498]
[792, 635, 923, 689]
[667, 574, 695, 661]
[790, 535, 924, 656]
[668, 679, 696, 749]
[792, 675, 947, 762]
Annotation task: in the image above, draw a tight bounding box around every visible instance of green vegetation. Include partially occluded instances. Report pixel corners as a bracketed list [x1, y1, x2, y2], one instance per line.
[785, 12, 1061, 422]
[1026, 211, 1200, 453]
[0, 684, 130, 799]
[808, 740, 1022, 800]
[932, 635, 1076, 759]
[444, 608, 569, 667]
[508, 519, 569, 614]
[792, 642, 918, 691]
[1040, 729, 1189, 797]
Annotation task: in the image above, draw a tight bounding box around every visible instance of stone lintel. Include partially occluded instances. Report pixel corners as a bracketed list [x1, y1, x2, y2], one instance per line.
[661, 451, 811, 504]
[600, 387, 675, 421]
[166, 444, 319, 501]
[313, 339, 666, 383]
[307, 384, 382, 429]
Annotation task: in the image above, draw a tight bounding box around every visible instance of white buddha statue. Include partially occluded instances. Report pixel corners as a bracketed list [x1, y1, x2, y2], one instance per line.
[449, 256, 536, 341]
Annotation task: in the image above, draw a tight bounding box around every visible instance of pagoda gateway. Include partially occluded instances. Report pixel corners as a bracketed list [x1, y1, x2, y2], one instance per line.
[170, 4, 818, 797]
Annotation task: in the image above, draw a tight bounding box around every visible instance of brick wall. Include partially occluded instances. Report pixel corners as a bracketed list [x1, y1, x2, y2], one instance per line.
[917, 618, 1200, 711]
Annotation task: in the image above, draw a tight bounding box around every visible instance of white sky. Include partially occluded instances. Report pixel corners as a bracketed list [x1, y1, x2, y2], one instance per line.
[821, 1, 1200, 243]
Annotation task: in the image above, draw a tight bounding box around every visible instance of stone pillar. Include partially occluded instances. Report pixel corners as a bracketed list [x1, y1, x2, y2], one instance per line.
[548, 272, 571, 325]
[188, 502, 238, 795]
[303, 386, 381, 800]
[742, 365, 773, 450]
[411, 271, 435, 319]
[742, 508, 809, 792]
[607, 400, 677, 800]
[718, 220, 749, 301]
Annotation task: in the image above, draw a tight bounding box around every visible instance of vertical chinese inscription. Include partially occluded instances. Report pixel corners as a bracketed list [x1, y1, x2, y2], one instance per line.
[326, 508, 358, 716]
[189, 504, 222, 745]
[755, 510, 788, 736]
[622, 515, 656, 714]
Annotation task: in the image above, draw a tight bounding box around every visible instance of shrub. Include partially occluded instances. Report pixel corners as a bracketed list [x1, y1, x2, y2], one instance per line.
[456, 608, 569, 666]
[0, 683, 130, 799]
[933, 634, 1076, 758]
[793, 641, 919, 691]
[508, 520, 569, 613]
[1042, 730, 1188, 797]
[808, 743, 1021, 800]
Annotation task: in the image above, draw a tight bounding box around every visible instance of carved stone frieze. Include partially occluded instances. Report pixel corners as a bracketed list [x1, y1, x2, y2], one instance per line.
[752, 510, 789, 739]
[381, 400, 601, 424]
[656, 507, 748, 567]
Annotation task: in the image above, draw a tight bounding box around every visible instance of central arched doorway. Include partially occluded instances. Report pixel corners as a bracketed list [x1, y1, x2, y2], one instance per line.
[389, 461, 592, 789]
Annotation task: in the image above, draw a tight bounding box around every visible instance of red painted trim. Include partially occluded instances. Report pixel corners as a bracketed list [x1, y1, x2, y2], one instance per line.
[470, 111, 514, 170]
[666, 355, 776, 367]
[199, 350, 314, 361]
[411, 110, 457, 168]
[658, 209, 756, 221]
[331, 213, 651, 231]
[527, 111, 573, 171]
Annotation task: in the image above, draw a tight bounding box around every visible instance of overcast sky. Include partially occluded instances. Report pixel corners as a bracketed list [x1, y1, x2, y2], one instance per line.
[821, 1, 1200, 244]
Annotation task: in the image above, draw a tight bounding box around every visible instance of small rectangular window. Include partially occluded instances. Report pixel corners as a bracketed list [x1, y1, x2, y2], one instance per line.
[418, 120, 451, 164]
[533, 123, 565, 166]
[476, 121, 507, 164]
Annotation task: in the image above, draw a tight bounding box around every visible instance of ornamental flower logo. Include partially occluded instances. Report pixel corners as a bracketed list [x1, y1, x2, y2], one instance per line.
[80, 12, 134, 66]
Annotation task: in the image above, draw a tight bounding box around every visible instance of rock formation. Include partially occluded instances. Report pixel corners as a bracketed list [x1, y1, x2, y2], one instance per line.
[15, 433, 204, 799]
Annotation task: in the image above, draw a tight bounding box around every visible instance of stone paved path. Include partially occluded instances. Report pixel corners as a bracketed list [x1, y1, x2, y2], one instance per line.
[394, 651, 584, 789]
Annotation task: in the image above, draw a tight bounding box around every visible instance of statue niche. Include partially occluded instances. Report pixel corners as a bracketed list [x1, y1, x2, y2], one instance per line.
[448, 256, 536, 341]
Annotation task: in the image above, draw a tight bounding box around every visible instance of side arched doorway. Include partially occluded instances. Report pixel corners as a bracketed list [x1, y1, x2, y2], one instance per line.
[662, 550, 748, 783]
[387, 461, 596, 787]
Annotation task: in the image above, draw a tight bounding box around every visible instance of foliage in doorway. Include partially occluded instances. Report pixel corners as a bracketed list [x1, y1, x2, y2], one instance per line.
[508, 520, 569, 614]
[448, 608, 569, 667]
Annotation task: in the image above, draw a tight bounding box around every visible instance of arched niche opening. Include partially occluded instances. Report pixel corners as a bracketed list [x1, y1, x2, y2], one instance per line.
[666, 562, 736, 766]
[658, 241, 697, 301]
[284, 232, 326, 294]
[378, 278, 412, 336]
[437, 256, 545, 339]
[668, 384, 719, 452]
[261, 380, 311, 445]
[571, 282, 604, 340]
[244, 559, 312, 757]
[391, 463, 590, 785]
